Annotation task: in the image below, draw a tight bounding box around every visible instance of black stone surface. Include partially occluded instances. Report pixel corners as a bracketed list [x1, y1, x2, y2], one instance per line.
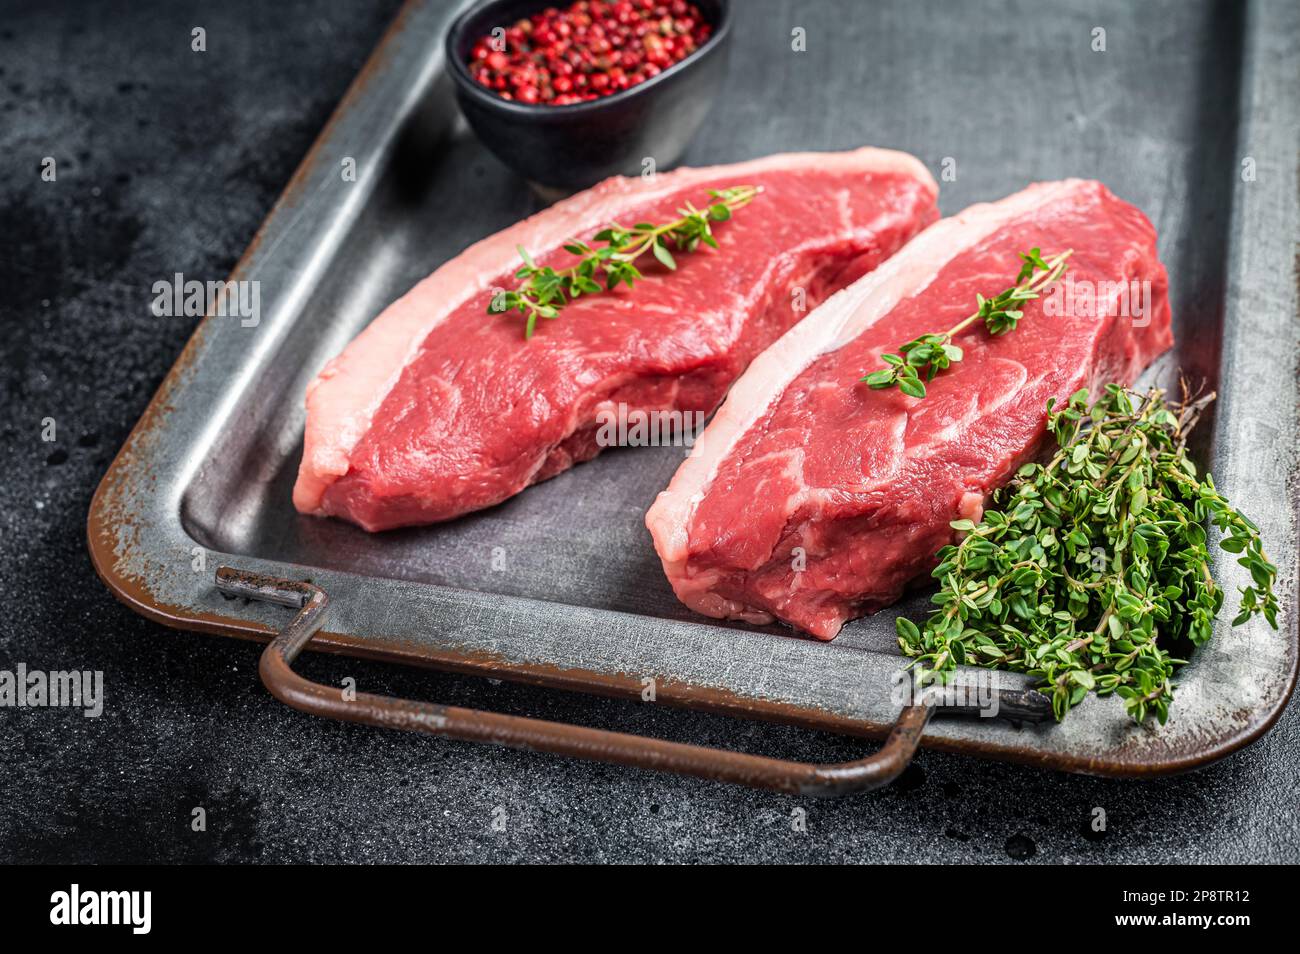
[0, 0, 1296, 864]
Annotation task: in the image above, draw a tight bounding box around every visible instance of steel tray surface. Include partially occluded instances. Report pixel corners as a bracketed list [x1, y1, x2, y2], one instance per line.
[90, 0, 1299, 784]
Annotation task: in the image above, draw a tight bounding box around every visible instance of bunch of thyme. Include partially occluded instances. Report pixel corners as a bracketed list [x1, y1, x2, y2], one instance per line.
[489, 185, 762, 338]
[896, 384, 1278, 723]
[861, 247, 1072, 398]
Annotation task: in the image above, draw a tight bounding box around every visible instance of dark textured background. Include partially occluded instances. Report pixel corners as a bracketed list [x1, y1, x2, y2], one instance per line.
[0, 0, 1296, 864]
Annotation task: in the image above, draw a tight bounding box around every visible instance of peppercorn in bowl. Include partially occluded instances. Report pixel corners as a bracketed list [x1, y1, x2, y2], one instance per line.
[445, 0, 731, 189]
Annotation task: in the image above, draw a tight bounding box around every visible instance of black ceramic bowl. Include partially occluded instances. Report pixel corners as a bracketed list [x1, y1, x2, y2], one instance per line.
[445, 0, 732, 190]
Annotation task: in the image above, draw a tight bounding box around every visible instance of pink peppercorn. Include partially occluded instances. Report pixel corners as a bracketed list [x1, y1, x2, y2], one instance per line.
[467, 0, 712, 105]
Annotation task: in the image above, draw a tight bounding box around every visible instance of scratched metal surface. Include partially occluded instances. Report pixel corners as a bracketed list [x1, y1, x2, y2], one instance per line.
[95, 0, 1298, 774]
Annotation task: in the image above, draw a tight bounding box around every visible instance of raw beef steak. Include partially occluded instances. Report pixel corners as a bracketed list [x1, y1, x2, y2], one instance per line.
[646, 180, 1173, 639]
[293, 147, 938, 530]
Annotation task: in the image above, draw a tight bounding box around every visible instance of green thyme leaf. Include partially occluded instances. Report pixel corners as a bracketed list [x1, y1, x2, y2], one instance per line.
[652, 239, 676, 271]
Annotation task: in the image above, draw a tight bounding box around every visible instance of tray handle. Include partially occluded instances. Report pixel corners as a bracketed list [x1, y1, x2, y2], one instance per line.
[215, 567, 1039, 796]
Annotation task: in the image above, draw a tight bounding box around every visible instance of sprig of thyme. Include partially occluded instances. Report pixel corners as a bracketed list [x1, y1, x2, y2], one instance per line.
[860, 247, 1072, 398]
[488, 185, 762, 338]
[896, 384, 1278, 724]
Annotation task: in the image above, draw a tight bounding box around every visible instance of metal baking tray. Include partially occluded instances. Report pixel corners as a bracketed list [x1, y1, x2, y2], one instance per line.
[90, 0, 1298, 791]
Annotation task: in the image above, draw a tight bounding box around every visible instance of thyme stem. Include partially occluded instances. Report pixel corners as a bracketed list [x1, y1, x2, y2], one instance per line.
[860, 248, 1072, 398]
[489, 185, 762, 338]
